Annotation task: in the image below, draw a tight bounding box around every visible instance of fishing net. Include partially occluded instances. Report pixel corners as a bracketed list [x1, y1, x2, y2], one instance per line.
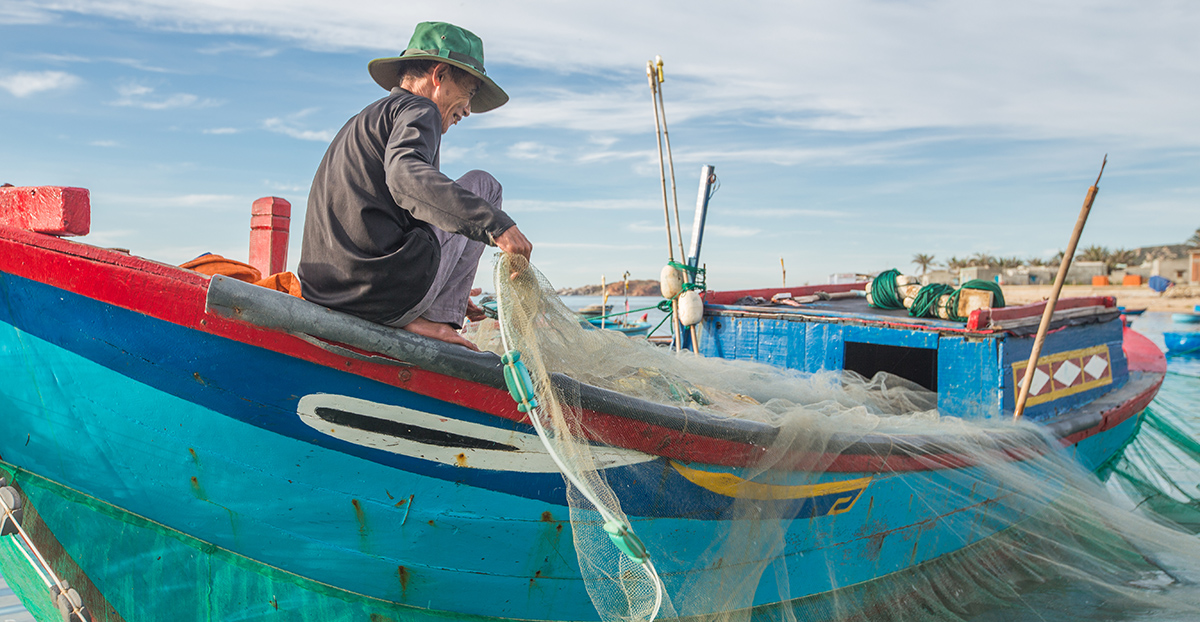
[472, 254, 1200, 622]
[1108, 366, 1200, 532]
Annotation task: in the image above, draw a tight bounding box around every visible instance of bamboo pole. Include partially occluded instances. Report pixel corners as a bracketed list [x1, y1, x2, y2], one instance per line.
[647, 61, 674, 263]
[1013, 156, 1107, 421]
[654, 56, 686, 261]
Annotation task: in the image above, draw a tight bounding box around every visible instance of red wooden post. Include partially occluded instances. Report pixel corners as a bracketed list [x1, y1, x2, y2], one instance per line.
[249, 197, 291, 277]
[0, 186, 91, 236]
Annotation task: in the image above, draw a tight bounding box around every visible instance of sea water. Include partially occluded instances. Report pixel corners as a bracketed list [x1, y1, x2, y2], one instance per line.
[964, 311, 1200, 621]
[0, 313, 1195, 621]
[560, 295, 674, 337]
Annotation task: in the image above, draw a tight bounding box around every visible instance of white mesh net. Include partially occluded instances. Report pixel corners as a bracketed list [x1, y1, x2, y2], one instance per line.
[469, 254, 1200, 622]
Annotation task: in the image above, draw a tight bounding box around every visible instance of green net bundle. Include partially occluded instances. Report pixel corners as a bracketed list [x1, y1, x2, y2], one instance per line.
[466, 255, 1200, 622]
[869, 269, 1006, 321]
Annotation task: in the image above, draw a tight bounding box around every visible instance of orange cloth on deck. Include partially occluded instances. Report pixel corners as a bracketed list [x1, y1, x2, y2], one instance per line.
[254, 272, 304, 298]
[180, 254, 303, 299]
[180, 254, 261, 282]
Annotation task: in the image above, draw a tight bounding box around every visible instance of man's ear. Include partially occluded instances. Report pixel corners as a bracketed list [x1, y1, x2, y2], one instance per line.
[430, 63, 449, 87]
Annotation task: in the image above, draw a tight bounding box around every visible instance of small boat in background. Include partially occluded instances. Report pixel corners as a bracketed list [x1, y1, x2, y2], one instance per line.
[1164, 332, 1200, 356]
[577, 304, 612, 317]
[580, 273, 653, 337]
[1118, 307, 1146, 316]
[1172, 313, 1200, 324]
[584, 315, 652, 336]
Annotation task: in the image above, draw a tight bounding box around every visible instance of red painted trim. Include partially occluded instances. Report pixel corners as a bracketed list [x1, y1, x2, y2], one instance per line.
[0, 227, 1164, 474]
[966, 296, 1116, 330]
[249, 196, 291, 277]
[0, 186, 90, 236]
[704, 282, 866, 305]
[1059, 375, 1161, 447]
[1123, 326, 1167, 374]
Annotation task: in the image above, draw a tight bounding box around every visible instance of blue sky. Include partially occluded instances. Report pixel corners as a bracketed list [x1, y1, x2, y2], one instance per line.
[2, 1, 1197, 291]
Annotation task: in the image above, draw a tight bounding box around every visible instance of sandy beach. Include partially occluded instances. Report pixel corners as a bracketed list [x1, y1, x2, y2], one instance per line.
[1002, 284, 1200, 313]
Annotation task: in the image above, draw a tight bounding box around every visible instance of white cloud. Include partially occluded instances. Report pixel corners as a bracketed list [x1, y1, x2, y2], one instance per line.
[203, 127, 239, 134]
[705, 224, 761, 238]
[441, 144, 489, 164]
[197, 42, 280, 57]
[0, 71, 81, 97]
[506, 141, 561, 162]
[163, 194, 238, 207]
[110, 83, 220, 109]
[15, 1, 1200, 145]
[625, 220, 670, 234]
[262, 108, 335, 142]
[737, 208, 849, 219]
[536, 242, 653, 250]
[29, 53, 173, 73]
[0, 3, 54, 24]
[263, 180, 308, 193]
[504, 198, 658, 213]
[89, 140, 120, 147]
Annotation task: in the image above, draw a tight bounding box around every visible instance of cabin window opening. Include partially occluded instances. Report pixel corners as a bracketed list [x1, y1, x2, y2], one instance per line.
[842, 342, 938, 393]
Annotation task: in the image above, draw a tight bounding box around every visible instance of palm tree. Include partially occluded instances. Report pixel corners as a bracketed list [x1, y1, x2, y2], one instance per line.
[1077, 244, 1110, 263]
[946, 256, 966, 271]
[997, 256, 1024, 269]
[968, 252, 995, 268]
[1027, 257, 1047, 267]
[1187, 227, 1200, 248]
[1109, 248, 1138, 269]
[911, 253, 936, 276]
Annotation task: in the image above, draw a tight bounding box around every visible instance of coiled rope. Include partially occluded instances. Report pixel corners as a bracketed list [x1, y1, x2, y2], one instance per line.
[869, 269, 905, 310]
[870, 270, 1007, 321]
[908, 283, 955, 318]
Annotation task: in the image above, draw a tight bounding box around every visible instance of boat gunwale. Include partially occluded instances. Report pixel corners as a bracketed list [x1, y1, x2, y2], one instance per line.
[0, 226, 1165, 475]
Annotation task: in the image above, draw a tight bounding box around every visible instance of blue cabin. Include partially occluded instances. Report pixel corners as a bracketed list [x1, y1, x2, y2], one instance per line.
[699, 283, 1127, 423]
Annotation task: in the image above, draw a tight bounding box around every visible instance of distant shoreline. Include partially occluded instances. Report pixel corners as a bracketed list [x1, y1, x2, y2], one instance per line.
[1002, 284, 1199, 313]
[555, 282, 1200, 314]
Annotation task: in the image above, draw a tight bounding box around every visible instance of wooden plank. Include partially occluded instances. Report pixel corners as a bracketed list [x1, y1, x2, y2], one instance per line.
[0, 186, 90, 236]
[704, 282, 866, 305]
[845, 324, 938, 349]
[937, 336, 1000, 419]
[966, 296, 1114, 330]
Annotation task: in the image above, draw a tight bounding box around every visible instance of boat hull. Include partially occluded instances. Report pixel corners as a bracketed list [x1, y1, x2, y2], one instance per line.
[1164, 332, 1200, 356]
[0, 230, 1167, 621]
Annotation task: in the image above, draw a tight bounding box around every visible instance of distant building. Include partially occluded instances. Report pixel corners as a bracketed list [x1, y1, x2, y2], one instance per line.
[1123, 244, 1192, 284]
[919, 268, 957, 286]
[959, 262, 1105, 286]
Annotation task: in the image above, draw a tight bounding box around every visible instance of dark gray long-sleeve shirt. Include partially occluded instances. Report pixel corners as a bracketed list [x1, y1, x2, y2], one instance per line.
[298, 87, 516, 324]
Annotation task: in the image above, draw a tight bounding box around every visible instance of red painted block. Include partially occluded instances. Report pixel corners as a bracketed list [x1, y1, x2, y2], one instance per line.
[0, 186, 90, 236]
[249, 196, 291, 277]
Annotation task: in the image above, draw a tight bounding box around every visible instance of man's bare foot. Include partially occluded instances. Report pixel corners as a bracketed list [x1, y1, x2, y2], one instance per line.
[402, 317, 480, 351]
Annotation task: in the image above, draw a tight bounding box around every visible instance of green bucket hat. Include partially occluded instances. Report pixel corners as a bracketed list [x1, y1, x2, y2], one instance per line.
[368, 21, 508, 113]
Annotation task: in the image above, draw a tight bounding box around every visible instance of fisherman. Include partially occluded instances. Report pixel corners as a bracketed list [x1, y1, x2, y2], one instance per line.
[299, 21, 532, 351]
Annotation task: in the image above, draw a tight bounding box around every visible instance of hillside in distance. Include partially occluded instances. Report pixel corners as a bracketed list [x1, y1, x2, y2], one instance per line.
[556, 279, 661, 297]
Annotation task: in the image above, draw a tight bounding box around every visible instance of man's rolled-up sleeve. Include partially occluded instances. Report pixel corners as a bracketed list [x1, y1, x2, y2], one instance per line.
[383, 104, 515, 244]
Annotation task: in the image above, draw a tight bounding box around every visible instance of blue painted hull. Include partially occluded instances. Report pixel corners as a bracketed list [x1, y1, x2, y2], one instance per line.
[1164, 332, 1200, 356]
[0, 244, 1165, 621]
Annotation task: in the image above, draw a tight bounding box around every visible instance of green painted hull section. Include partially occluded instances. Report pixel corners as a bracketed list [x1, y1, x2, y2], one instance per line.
[0, 464, 492, 622]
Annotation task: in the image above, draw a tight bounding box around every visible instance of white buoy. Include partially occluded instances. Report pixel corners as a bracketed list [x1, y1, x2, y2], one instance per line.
[678, 289, 703, 326]
[660, 264, 683, 299]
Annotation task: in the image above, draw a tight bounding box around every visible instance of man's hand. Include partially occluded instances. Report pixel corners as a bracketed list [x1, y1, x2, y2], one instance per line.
[495, 226, 532, 260]
[465, 287, 486, 322]
[495, 226, 533, 281]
